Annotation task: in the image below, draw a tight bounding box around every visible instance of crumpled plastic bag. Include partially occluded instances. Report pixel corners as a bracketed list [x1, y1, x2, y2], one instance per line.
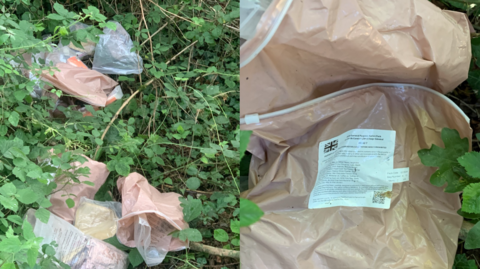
[74, 197, 122, 240]
[49, 155, 110, 223]
[26, 209, 128, 269]
[40, 63, 118, 107]
[240, 0, 472, 117]
[116, 173, 188, 266]
[92, 21, 143, 75]
[240, 83, 471, 269]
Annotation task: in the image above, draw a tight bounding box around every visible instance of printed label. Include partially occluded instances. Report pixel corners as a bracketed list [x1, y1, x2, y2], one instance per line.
[309, 129, 406, 209]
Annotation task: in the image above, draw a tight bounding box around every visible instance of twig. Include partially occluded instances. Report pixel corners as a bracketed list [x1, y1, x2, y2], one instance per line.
[166, 41, 198, 65]
[94, 79, 155, 160]
[447, 93, 480, 118]
[189, 242, 239, 259]
[140, 22, 168, 46]
[139, 0, 154, 63]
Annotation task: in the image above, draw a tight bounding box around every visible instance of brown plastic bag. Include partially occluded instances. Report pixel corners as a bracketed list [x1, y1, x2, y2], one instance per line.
[49, 155, 109, 223]
[240, 0, 471, 117]
[40, 63, 118, 107]
[116, 173, 188, 266]
[240, 83, 471, 269]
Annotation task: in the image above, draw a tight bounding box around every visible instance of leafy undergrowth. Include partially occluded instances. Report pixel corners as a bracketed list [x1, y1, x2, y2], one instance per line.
[0, 0, 239, 268]
[429, 0, 480, 267]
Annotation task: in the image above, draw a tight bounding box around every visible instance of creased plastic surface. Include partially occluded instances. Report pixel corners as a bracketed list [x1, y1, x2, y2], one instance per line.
[116, 173, 188, 266]
[240, 0, 471, 117]
[26, 209, 128, 269]
[49, 155, 110, 224]
[40, 63, 118, 107]
[240, 84, 471, 269]
[74, 197, 122, 240]
[92, 21, 143, 75]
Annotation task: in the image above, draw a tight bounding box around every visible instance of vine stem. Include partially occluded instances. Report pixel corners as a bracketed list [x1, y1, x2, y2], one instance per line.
[189, 242, 240, 259]
[94, 78, 154, 160]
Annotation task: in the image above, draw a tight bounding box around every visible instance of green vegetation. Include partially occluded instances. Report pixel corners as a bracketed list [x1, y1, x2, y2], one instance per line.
[0, 0, 240, 268]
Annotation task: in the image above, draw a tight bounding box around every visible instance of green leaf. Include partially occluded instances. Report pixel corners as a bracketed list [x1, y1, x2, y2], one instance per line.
[66, 198, 75, 208]
[128, 248, 144, 267]
[0, 125, 7, 136]
[176, 228, 203, 242]
[239, 198, 264, 227]
[186, 177, 201, 190]
[458, 152, 480, 178]
[239, 130, 252, 160]
[214, 229, 229, 242]
[453, 253, 478, 269]
[16, 188, 38, 204]
[95, 138, 104, 145]
[115, 162, 130, 176]
[23, 220, 35, 240]
[418, 128, 468, 187]
[7, 215, 23, 225]
[463, 183, 480, 214]
[466, 221, 480, 249]
[1, 263, 16, 269]
[0, 182, 17, 196]
[0, 237, 22, 253]
[230, 219, 240, 234]
[165, 178, 173, 185]
[35, 208, 51, 224]
[0, 195, 18, 212]
[47, 13, 65, 20]
[180, 196, 202, 222]
[8, 111, 20, 127]
[231, 238, 240, 246]
[104, 236, 132, 251]
[27, 247, 39, 268]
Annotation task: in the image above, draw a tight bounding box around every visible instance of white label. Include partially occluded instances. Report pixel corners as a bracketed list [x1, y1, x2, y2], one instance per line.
[309, 129, 401, 209]
[33, 211, 128, 269]
[386, 167, 410, 183]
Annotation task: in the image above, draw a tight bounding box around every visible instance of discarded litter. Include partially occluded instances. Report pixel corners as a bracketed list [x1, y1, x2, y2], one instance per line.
[40, 63, 118, 107]
[92, 21, 143, 75]
[49, 155, 109, 224]
[239, 0, 473, 268]
[239, 0, 472, 117]
[116, 172, 188, 267]
[74, 197, 122, 240]
[68, 22, 97, 57]
[26, 208, 129, 269]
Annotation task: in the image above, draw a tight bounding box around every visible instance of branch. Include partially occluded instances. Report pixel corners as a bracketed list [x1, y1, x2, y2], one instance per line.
[94, 79, 155, 160]
[189, 242, 239, 259]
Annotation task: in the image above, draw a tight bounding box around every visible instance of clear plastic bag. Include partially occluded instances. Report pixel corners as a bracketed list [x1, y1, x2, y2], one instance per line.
[92, 21, 143, 75]
[116, 173, 188, 266]
[25, 209, 129, 269]
[74, 197, 122, 240]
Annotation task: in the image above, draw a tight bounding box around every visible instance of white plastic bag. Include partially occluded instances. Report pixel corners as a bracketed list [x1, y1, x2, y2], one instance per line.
[26, 209, 129, 269]
[92, 21, 143, 74]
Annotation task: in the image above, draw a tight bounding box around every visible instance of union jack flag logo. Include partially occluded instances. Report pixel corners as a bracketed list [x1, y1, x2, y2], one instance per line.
[324, 140, 338, 153]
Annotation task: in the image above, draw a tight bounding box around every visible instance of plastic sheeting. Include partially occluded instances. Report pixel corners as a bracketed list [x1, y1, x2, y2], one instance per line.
[116, 173, 188, 267]
[92, 21, 143, 75]
[26, 209, 128, 269]
[49, 156, 110, 224]
[240, 83, 471, 269]
[40, 63, 118, 107]
[74, 197, 122, 240]
[239, 0, 472, 117]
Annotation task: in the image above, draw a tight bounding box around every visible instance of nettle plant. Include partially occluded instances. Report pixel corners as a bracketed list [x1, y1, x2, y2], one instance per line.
[418, 128, 480, 267]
